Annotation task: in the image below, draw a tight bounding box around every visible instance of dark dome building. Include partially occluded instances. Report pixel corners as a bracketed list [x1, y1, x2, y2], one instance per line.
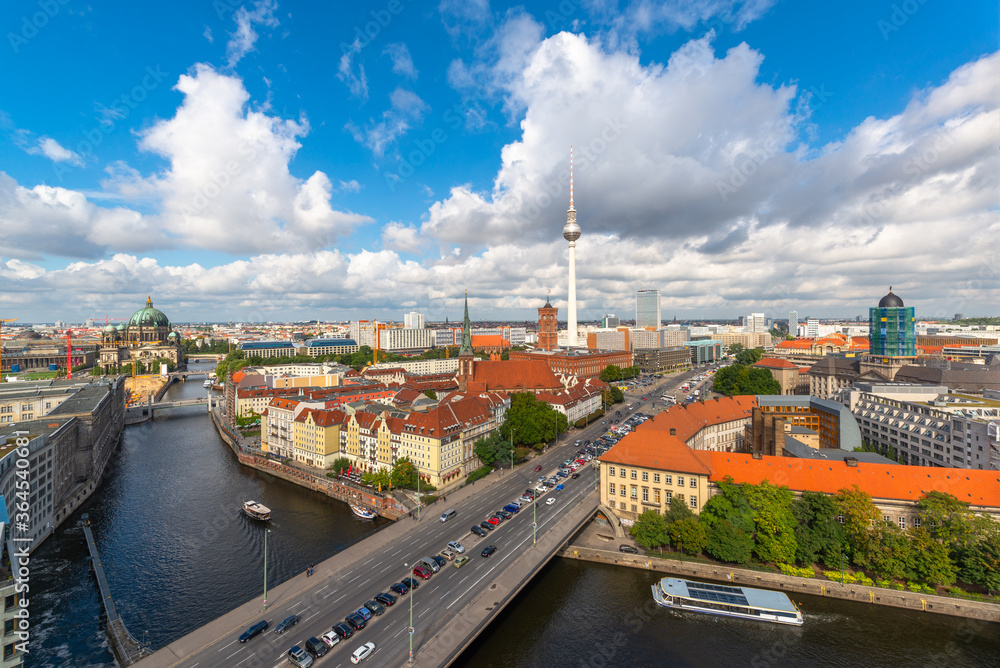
[98, 295, 184, 372]
[869, 286, 915, 359]
[878, 288, 905, 308]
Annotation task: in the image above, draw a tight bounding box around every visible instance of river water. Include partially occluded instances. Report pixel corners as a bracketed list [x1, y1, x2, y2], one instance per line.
[30, 367, 1000, 667]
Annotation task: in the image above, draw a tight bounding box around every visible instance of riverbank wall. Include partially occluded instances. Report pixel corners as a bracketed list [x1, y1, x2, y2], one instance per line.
[209, 408, 408, 520]
[558, 544, 1000, 623]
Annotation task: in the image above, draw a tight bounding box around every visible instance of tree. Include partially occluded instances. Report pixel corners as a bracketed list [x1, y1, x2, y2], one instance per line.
[700, 479, 756, 564]
[663, 495, 694, 524]
[705, 519, 754, 564]
[608, 386, 625, 404]
[669, 517, 708, 556]
[503, 393, 566, 448]
[836, 485, 882, 568]
[728, 343, 745, 356]
[735, 347, 765, 366]
[423, 389, 438, 400]
[473, 431, 511, 468]
[330, 457, 352, 474]
[599, 365, 623, 383]
[865, 524, 912, 580]
[743, 480, 798, 565]
[958, 521, 1000, 593]
[630, 510, 670, 550]
[908, 528, 957, 586]
[361, 467, 392, 489]
[792, 491, 847, 567]
[391, 457, 419, 490]
[916, 491, 977, 550]
[712, 365, 780, 396]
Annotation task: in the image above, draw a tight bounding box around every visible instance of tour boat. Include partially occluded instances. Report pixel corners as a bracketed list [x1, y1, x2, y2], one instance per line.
[350, 504, 376, 520]
[241, 500, 271, 521]
[651, 577, 803, 626]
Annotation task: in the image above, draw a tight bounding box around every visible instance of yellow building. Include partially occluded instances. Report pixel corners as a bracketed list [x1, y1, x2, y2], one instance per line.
[598, 429, 713, 520]
[292, 408, 346, 468]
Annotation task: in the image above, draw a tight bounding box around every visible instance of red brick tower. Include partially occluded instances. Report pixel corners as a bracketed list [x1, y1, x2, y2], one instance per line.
[538, 295, 558, 351]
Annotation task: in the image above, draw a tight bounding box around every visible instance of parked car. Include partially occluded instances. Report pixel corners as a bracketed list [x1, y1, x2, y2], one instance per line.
[448, 540, 466, 553]
[431, 555, 448, 568]
[471, 525, 488, 537]
[364, 600, 385, 616]
[351, 642, 376, 664]
[454, 555, 470, 568]
[238, 619, 268, 642]
[412, 565, 432, 580]
[288, 645, 314, 668]
[345, 613, 367, 631]
[375, 592, 396, 607]
[619, 544, 640, 554]
[332, 622, 354, 640]
[355, 606, 372, 622]
[481, 545, 497, 558]
[439, 549, 455, 561]
[497, 510, 512, 520]
[503, 503, 521, 514]
[305, 636, 329, 658]
[274, 614, 298, 634]
[390, 582, 408, 596]
[555, 484, 564, 491]
[480, 521, 494, 531]
[570, 474, 579, 480]
[401, 577, 420, 590]
[487, 516, 500, 525]
[321, 630, 341, 648]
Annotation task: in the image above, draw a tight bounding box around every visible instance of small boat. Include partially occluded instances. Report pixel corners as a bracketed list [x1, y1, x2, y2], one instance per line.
[651, 577, 803, 626]
[203, 379, 213, 388]
[350, 504, 376, 520]
[242, 500, 271, 521]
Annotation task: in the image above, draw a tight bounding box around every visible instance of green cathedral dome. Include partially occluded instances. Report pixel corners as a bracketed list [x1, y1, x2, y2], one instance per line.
[127, 296, 170, 328]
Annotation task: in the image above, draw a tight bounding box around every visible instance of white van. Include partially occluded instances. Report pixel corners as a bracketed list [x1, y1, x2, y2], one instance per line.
[420, 556, 440, 573]
[440, 509, 456, 523]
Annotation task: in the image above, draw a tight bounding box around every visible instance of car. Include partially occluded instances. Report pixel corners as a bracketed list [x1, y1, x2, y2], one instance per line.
[439, 549, 455, 561]
[356, 606, 373, 622]
[401, 577, 420, 590]
[364, 600, 385, 616]
[350, 642, 376, 664]
[555, 484, 565, 491]
[517, 496, 533, 504]
[289, 645, 314, 668]
[480, 520, 494, 531]
[322, 630, 341, 648]
[306, 636, 329, 658]
[431, 554, 448, 568]
[448, 540, 465, 553]
[537, 475, 547, 482]
[570, 473, 579, 480]
[454, 555, 470, 568]
[546, 497, 556, 505]
[481, 545, 497, 558]
[333, 622, 354, 640]
[496, 510, 512, 520]
[556, 471, 568, 478]
[238, 619, 268, 642]
[375, 592, 396, 607]
[503, 503, 521, 514]
[471, 525, 488, 537]
[487, 516, 500, 525]
[619, 544, 640, 554]
[274, 614, 298, 634]
[413, 565, 432, 580]
[345, 613, 367, 631]
[390, 582, 408, 596]
[534, 465, 543, 471]
[524, 489, 535, 497]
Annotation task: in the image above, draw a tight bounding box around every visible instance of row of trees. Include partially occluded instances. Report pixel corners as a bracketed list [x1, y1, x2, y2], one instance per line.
[712, 345, 780, 396]
[335, 456, 429, 491]
[472, 392, 570, 468]
[630, 480, 1000, 592]
[599, 364, 641, 383]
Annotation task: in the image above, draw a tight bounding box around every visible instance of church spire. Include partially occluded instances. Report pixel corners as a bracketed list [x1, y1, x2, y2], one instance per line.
[459, 291, 473, 357]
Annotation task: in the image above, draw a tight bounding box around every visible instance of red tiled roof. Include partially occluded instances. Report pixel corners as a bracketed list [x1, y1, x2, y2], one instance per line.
[295, 408, 347, 426]
[598, 429, 712, 474]
[775, 339, 815, 349]
[466, 360, 562, 392]
[710, 452, 1000, 508]
[639, 396, 757, 442]
[754, 357, 799, 369]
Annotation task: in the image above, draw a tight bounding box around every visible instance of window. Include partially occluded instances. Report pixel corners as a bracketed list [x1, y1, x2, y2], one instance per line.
[631, 470, 637, 480]
[620, 468, 626, 477]
[677, 476, 685, 487]
[914, 517, 921, 528]
[836, 515, 844, 524]
[898, 517, 906, 530]
[883, 515, 890, 523]
[609, 483, 616, 496]
[653, 473, 660, 483]
[664, 475, 672, 485]
[689, 496, 697, 509]
[620, 486, 626, 496]
[609, 466, 616, 476]
[642, 488, 649, 502]
[642, 471, 648, 481]
[665, 491, 672, 503]
[630, 485, 638, 499]
[654, 489, 660, 504]
[690, 478, 697, 488]
[631, 504, 637, 512]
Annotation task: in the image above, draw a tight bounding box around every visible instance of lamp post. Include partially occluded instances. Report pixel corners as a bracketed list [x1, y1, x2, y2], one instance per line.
[404, 562, 414, 663]
[263, 528, 271, 609]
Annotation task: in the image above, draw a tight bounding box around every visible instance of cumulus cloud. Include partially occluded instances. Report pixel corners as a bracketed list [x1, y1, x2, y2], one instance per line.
[439, 0, 492, 40]
[226, 0, 279, 68]
[383, 43, 418, 79]
[27, 137, 84, 165]
[346, 88, 430, 156]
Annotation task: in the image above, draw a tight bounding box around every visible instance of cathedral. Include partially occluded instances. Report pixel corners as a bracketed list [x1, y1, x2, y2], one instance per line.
[98, 296, 184, 372]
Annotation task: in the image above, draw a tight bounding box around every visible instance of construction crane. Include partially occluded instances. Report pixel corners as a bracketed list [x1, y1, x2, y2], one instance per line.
[0, 318, 17, 378]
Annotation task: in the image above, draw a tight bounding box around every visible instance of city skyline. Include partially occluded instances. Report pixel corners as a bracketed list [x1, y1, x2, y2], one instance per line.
[0, 1, 997, 323]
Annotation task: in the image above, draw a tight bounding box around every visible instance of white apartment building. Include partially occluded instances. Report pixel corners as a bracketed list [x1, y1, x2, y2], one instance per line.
[369, 358, 460, 375]
[378, 327, 434, 351]
[745, 312, 767, 333]
[404, 312, 425, 329]
[806, 318, 820, 338]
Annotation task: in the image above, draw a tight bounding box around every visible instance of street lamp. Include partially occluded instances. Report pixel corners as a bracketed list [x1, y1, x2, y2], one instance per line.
[263, 528, 271, 609]
[404, 562, 414, 663]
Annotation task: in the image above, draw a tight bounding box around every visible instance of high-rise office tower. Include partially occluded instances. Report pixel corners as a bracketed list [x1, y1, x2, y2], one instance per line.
[788, 310, 798, 337]
[635, 289, 661, 328]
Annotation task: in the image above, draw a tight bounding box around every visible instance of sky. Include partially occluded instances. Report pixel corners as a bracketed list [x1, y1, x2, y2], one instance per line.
[0, 0, 997, 325]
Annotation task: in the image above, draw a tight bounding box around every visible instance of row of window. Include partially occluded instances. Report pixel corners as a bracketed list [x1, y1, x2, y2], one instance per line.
[607, 466, 697, 488]
[608, 483, 698, 508]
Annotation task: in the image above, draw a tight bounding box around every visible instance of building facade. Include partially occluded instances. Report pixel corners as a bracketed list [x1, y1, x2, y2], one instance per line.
[635, 289, 661, 329]
[537, 298, 559, 351]
[98, 296, 184, 372]
[869, 288, 916, 356]
[633, 347, 690, 373]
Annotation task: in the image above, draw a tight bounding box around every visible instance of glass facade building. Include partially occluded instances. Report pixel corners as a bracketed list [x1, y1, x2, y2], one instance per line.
[868, 289, 915, 356]
[635, 289, 661, 328]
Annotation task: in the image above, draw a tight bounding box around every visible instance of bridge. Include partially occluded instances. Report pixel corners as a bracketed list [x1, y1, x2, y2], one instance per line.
[125, 394, 216, 424]
[82, 513, 152, 665]
[132, 443, 600, 668]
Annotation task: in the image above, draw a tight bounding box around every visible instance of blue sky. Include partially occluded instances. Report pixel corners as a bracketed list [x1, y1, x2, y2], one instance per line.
[0, 0, 997, 324]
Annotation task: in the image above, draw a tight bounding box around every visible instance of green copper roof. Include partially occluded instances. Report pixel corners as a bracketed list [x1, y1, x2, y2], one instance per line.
[458, 292, 473, 357]
[127, 295, 170, 329]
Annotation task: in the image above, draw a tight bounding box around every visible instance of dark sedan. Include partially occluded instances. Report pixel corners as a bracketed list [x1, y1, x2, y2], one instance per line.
[479, 521, 494, 532]
[332, 622, 354, 640]
[375, 592, 396, 607]
[390, 582, 408, 596]
[345, 612, 367, 631]
[401, 576, 420, 590]
[471, 525, 487, 537]
[238, 619, 268, 642]
[481, 545, 497, 558]
[364, 599, 385, 616]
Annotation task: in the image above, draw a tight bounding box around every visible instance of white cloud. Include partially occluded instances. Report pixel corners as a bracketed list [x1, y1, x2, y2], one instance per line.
[381, 222, 421, 251]
[338, 42, 369, 101]
[203, 25, 213, 43]
[439, 0, 492, 40]
[383, 43, 418, 79]
[27, 137, 84, 165]
[226, 0, 279, 68]
[346, 88, 430, 156]
[338, 179, 361, 192]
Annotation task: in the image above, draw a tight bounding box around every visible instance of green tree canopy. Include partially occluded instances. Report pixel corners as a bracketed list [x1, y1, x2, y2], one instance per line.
[391, 457, 419, 490]
[908, 527, 957, 586]
[735, 347, 765, 366]
[916, 491, 978, 550]
[630, 510, 670, 550]
[958, 520, 1000, 593]
[600, 365, 622, 383]
[473, 431, 512, 468]
[669, 517, 708, 556]
[712, 364, 780, 396]
[705, 519, 754, 564]
[502, 393, 567, 448]
[664, 495, 694, 524]
[836, 485, 883, 568]
[792, 491, 847, 568]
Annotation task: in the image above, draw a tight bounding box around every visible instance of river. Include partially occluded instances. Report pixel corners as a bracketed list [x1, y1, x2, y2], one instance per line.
[29, 368, 1000, 667]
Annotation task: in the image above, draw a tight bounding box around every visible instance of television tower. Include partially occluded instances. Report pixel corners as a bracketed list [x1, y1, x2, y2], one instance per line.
[562, 146, 581, 347]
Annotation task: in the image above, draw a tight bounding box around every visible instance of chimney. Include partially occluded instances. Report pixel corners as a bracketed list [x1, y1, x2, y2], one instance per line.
[844, 457, 858, 467]
[669, 428, 676, 436]
[752, 451, 763, 460]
